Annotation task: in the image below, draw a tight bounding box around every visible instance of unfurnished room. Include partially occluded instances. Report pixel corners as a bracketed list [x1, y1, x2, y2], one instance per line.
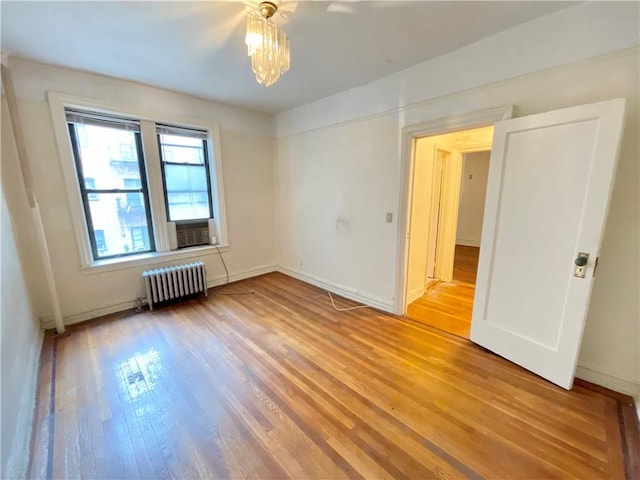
[1, 1, 639, 479]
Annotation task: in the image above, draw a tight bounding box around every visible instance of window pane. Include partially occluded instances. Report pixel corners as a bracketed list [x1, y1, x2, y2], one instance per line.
[165, 164, 208, 192]
[94, 229, 107, 253]
[85, 177, 98, 201]
[75, 124, 142, 188]
[166, 192, 210, 221]
[86, 193, 152, 257]
[160, 131, 212, 220]
[159, 134, 204, 165]
[124, 178, 141, 188]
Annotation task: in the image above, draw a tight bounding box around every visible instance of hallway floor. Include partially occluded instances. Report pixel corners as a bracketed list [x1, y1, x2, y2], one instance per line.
[406, 245, 479, 338]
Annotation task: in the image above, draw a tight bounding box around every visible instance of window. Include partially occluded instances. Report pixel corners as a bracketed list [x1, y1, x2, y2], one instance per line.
[157, 125, 213, 222]
[84, 177, 98, 201]
[124, 178, 142, 207]
[130, 226, 150, 251]
[66, 110, 155, 260]
[94, 229, 107, 253]
[55, 98, 227, 269]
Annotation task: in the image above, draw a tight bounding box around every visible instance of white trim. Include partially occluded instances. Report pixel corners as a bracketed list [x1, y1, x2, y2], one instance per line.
[208, 124, 228, 247]
[140, 120, 170, 252]
[575, 365, 640, 398]
[395, 106, 513, 315]
[406, 286, 425, 305]
[79, 244, 230, 275]
[46, 90, 229, 268]
[41, 264, 278, 328]
[278, 266, 395, 312]
[456, 238, 481, 247]
[4, 329, 44, 479]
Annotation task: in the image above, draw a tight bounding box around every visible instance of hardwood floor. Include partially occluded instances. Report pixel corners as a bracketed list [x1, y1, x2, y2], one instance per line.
[29, 272, 636, 479]
[407, 245, 480, 338]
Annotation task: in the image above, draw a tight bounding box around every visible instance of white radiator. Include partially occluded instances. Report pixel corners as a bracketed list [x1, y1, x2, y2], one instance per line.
[142, 261, 207, 310]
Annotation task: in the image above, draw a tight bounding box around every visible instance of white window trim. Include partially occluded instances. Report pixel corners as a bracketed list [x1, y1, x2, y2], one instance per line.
[47, 91, 229, 271]
[80, 244, 230, 275]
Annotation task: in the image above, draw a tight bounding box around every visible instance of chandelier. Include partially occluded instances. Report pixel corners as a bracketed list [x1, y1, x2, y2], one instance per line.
[245, 2, 290, 87]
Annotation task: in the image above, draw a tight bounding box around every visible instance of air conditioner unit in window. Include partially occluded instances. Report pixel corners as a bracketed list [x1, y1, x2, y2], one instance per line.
[168, 219, 216, 250]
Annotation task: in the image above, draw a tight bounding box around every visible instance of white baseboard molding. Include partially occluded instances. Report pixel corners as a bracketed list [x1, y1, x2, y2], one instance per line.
[278, 266, 395, 313]
[575, 365, 640, 399]
[4, 329, 44, 479]
[407, 286, 425, 305]
[208, 264, 277, 289]
[456, 238, 481, 247]
[41, 264, 278, 329]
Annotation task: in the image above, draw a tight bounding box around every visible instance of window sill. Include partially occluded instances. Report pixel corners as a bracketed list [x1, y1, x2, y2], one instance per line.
[80, 244, 229, 275]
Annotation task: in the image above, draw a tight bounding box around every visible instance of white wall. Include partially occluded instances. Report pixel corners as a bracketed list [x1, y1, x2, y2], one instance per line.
[1, 118, 43, 477]
[277, 2, 639, 137]
[275, 3, 639, 395]
[456, 151, 490, 247]
[5, 57, 278, 326]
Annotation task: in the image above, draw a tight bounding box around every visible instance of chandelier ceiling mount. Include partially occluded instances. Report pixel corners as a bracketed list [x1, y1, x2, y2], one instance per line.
[258, 1, 277, 20]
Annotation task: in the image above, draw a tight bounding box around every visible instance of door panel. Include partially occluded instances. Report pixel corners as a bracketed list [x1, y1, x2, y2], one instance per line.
[470, 99, 625, 389]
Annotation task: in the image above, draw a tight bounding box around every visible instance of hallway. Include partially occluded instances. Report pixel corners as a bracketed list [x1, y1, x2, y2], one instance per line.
[406, 245, 479, 338]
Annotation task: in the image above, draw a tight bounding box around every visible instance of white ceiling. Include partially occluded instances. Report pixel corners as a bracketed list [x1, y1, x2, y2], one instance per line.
[1, 1, 575, 113]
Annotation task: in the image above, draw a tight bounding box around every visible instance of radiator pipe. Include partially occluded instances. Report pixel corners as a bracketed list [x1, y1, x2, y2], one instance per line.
[1, 61, 65, 334]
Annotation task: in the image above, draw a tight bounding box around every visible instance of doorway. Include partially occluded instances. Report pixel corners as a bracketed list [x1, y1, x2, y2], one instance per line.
[404, 127, 493, 338]
[395, 101, 624, 389]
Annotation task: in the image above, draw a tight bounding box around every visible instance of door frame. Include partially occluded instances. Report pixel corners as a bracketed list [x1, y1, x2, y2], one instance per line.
[431, 142, 493, 284]
[425, 145, 451, 281]
[395, 105, 513, 315]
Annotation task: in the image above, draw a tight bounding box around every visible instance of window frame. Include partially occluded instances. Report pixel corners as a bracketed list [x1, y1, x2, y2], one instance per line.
[48, 92, 229, 273]
[157, 130, 214, 222]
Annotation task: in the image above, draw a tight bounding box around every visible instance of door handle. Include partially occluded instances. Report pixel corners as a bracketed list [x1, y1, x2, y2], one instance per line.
[574, 252, 589, 278]
[574, 256, 588, 267]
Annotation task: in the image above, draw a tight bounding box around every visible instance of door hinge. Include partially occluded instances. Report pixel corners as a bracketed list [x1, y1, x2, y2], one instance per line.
[593, 256, 599, 278]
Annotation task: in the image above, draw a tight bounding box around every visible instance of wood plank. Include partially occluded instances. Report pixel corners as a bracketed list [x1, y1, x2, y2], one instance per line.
[408, 244, 479, 337]
[30, 272, 634, 479]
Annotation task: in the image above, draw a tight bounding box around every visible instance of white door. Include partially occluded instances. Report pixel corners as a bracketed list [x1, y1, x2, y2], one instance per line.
[470, 99, 625, 389]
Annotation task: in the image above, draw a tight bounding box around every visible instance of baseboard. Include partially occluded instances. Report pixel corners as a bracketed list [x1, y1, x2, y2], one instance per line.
[575, 365, 640, 399]
[278, 266, 395, 312]
[456, 238, 481, 247]
[4, 328, 44, 479]
[41, 264, 278, 329]
[208, 264, 277, 290]
[407, 286, 425, 305]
